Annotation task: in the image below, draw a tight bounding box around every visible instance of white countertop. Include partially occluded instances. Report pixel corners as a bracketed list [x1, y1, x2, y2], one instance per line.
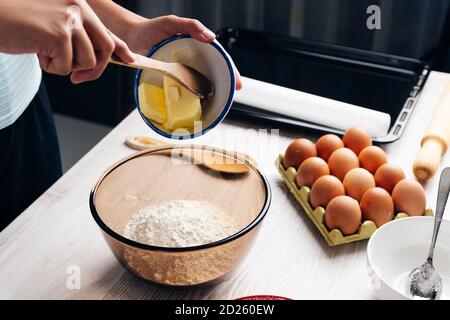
[1, 71, 450, 300]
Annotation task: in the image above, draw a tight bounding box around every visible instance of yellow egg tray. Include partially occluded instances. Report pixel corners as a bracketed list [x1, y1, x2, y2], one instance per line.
[276, 155, 433, 246]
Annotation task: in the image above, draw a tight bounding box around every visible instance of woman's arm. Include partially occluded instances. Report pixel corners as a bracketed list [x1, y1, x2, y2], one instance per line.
[87, 0, 242, 89]
[85, 0, 146, 46]
[86, 0, 215, 53]
[0, 0, 134, 83]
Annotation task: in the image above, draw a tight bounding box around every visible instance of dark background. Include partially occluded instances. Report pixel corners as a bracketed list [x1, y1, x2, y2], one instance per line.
[44, 0, 450, 126]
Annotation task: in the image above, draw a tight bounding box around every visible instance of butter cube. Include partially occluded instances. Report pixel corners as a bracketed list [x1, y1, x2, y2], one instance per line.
[168, 86, 180, 101]
[163, 75, 202, 131]
[138, 82, 167, 124]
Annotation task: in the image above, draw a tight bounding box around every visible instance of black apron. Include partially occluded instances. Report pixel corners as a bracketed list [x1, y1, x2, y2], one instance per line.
[0, 81, 62, 230]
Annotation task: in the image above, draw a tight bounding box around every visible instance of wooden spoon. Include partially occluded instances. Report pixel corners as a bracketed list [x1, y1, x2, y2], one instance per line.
[110, 54, 212, 99]
[125, 136, 255, 174]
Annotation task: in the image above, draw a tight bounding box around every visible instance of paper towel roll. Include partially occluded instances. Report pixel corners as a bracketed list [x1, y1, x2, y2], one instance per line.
[234, 77, 391, 138]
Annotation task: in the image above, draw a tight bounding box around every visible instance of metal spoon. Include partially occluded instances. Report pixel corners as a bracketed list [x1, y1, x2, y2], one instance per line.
[406, 167, 450, 300]
[110, 53, 212, 99]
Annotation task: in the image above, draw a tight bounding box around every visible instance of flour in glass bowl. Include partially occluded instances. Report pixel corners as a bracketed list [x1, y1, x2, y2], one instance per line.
[123, 200, 239, 247]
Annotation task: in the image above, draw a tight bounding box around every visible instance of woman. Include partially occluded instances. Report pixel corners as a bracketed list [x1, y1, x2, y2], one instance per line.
[0, 0, 242, 230]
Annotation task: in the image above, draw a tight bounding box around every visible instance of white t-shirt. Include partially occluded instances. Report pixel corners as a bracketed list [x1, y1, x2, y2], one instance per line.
[0, 53, 42, 130]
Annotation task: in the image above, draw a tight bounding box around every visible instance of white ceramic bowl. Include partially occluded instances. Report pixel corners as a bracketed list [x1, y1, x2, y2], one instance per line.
[367, 216, 450, 300]
[134, 35, 236, 139]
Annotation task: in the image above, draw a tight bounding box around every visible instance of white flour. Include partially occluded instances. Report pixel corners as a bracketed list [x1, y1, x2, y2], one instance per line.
[123, 200, 238, 247]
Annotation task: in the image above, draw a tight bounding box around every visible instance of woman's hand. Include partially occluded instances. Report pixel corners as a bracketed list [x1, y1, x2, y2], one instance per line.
[126, 15, 215, 55]
[86, 1, 242, 90]
[0, 0, 135, 83]
[128, 15, 242, 90]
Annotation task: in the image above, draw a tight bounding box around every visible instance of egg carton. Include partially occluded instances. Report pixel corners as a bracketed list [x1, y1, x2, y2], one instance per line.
[276, 155, 433, 246]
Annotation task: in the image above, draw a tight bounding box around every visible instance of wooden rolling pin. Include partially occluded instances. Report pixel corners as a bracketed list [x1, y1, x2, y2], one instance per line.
[413, 82, 450, 180]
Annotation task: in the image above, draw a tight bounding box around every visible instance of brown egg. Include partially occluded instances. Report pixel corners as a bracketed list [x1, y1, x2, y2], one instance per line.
[343, 126, 372, 155]
[374, 163, 406, 194]
[360, 188, 394, 227]
[327, 148, 359, 181]
[343, 168, 375, 202]
[283, 138, 317, 169]
[392, 179, 426, 216]
[310, 175, 345, 209]
[296, 157, 330, 188]
[325, 195, 362, 235]
[359, 146, 388, 174]
[316, 134, 344, 161]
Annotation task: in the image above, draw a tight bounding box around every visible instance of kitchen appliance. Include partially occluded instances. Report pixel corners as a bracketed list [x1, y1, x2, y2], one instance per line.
[217, 28, 431, 142]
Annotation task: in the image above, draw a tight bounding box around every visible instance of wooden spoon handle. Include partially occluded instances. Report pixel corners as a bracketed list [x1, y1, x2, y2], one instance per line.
[124, 136, 255, 174]
[125, 136, 170, 151]
[109, 54, 165, 73]
[110, 53, 211, 98]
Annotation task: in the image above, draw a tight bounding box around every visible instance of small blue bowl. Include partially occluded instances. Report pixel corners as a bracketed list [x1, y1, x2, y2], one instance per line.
[134, 35, 236, 140]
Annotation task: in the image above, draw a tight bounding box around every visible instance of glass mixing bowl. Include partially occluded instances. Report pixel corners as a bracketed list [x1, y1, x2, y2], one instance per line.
[89, 145, 271, 286]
